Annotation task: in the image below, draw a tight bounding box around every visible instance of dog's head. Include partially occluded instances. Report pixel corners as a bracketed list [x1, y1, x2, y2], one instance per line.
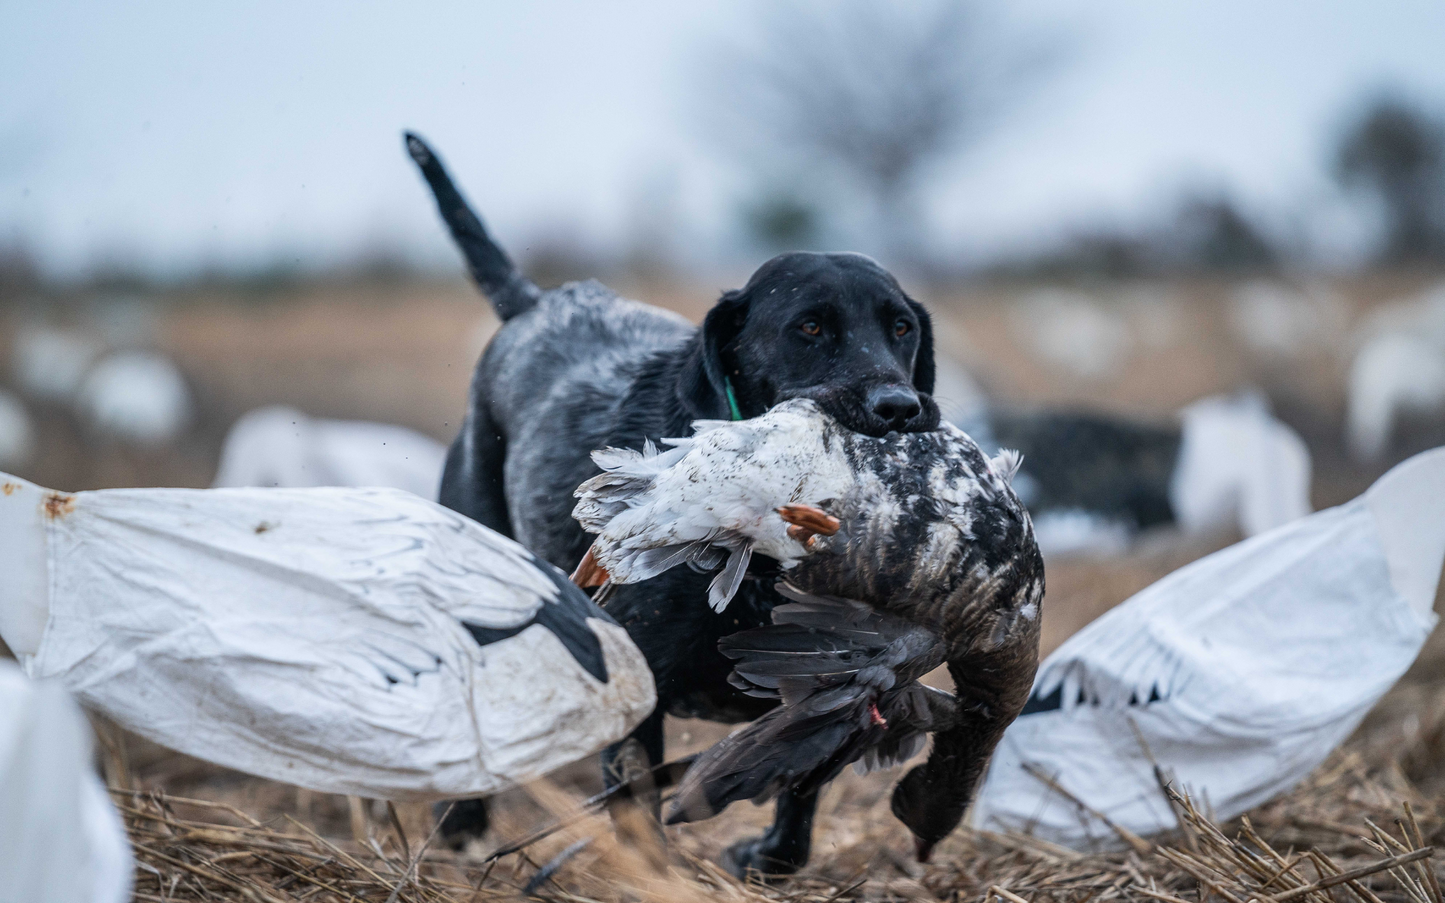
[683, 252, 939, 437]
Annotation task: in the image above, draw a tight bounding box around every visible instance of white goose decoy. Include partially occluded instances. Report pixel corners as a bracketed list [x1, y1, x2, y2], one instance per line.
[1345, 282, 1445, 462]
[0, 661, 132, 903]
[960, 392, 1312, 558]
[11, 325, 101, 404]
[212, 405, 448, 498]
[1010, 289, 1132, 379]
[75, 351, 192, 446]
[1169, 392, 1312, 538]
[1347, 332, 1445, 462]
[0, 472, 655, 800]
[0, 388, 36, 468]
[972, 445, 1445, 849]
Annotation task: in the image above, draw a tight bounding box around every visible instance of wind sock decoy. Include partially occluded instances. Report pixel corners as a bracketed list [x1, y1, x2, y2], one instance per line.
[972, 445, 1445, 848]
[0, 472, 655, 800]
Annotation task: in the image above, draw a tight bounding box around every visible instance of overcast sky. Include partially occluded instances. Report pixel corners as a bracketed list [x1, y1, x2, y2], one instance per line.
[3, 1, 1445, 279]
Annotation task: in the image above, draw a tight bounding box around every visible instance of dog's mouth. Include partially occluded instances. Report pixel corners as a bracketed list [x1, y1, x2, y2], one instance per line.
[781, 386, 942, 438]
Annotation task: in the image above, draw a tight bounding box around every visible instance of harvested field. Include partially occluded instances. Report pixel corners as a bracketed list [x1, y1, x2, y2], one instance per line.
[112, 645, 1445, 903]
[104, 541, 1445, 903]
[6, 275, 1444, 901]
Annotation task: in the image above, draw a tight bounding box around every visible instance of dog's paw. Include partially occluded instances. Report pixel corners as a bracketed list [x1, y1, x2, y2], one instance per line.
[433, 798, 489, 851]
[721, 835, 805, 881]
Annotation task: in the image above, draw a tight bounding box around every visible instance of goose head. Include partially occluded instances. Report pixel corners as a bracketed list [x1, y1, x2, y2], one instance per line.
[890, 764, 968, 862]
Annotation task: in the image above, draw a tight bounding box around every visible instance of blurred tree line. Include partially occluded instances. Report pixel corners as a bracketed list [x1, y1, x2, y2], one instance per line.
[715, 1, 1445, 278]
[1336, 93, 1445, 265]
[712, 0, 1061, 271]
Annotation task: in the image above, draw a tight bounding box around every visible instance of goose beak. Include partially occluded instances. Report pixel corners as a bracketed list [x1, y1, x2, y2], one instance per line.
[914, 835, 935, 863]
[776, 505, 841, 547]
[570, 546, 611, 588]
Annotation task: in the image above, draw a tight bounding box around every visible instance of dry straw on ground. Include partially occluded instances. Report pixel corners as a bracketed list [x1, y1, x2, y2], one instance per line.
[120, 741, 1445, 903]
[109, 524, 1445, 903]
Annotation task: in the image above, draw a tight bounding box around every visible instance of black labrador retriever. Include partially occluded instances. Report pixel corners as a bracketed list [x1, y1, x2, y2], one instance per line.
[407, 134, 940, 876]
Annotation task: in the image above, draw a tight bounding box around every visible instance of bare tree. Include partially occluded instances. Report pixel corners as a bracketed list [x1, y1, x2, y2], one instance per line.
[1171, 192, 1278, 273]
[712, 1, 1057, 267]
[1335, 93, 1445, 264]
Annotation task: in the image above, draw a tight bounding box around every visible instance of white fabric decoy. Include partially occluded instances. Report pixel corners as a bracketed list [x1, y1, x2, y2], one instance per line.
[212, 405, 448, 498]
[972, 445, 1445, 849]
[0, 473, 655, 801]
[1010, 290, 1132, 379]
[1227, 281, 1347, 359]
[76, 351, 192, 445]
[0, 661, 132, 903]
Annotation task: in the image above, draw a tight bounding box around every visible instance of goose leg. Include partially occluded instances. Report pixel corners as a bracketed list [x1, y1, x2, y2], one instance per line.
[776, 505, 841, 547]
[722, 787, 818, 880]
[570, 546, 611, 588]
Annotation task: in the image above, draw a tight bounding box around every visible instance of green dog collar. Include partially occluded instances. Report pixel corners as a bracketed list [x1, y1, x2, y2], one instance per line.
[723, 377, 744, 421]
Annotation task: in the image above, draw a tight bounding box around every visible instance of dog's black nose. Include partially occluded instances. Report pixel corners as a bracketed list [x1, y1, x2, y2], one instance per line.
[868, 385, 922, 428]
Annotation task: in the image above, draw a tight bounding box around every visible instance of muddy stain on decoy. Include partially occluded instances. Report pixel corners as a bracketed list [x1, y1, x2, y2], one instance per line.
[43, 492, 76, 520]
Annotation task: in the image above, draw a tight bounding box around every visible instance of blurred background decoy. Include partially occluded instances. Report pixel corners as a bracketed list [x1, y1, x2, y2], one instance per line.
[11, 325, 102, 406]
[212, 405, 447, 496]
[958, 391, 1312, 557]
[9, 323, 192, 448]
[1346, 281, 1445, 462]
[0, 389, 36, 469]
[75, 351, 191, 446]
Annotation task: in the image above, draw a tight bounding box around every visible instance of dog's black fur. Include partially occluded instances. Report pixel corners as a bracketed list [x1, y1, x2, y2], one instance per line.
[407, 133, 940, 876]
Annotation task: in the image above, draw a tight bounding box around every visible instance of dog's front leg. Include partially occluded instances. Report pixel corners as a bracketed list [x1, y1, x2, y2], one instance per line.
[722, 787, 819, 880]
[600, 708, 666, 820]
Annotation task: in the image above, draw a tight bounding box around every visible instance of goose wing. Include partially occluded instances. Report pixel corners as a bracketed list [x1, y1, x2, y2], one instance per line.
[0, 474, 655, 800]
[721, 586, 946, 704]
[573, 399, 855, 610]
[667, 587, 951, 823]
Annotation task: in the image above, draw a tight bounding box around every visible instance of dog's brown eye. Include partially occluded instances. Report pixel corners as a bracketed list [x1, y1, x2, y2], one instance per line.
[895, 319, 911, 337]
[800, 320, 821, 336]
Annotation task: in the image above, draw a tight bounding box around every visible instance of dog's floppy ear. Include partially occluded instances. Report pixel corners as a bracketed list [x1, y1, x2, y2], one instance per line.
[680, 288, 750, 419]
[907, 296, 936, 395]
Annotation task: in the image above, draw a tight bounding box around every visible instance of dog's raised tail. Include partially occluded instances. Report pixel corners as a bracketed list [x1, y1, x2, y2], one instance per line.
[404, 132, 541, 321]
